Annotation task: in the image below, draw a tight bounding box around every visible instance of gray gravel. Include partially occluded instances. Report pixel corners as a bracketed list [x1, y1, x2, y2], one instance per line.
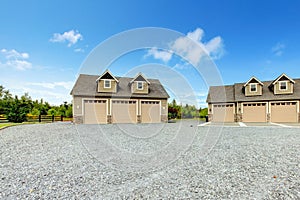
[0, 121, 299, 199]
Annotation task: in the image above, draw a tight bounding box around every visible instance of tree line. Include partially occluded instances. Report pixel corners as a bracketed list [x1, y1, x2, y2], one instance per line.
[0, 85, 72, 123]
[168, 99, 208, 119]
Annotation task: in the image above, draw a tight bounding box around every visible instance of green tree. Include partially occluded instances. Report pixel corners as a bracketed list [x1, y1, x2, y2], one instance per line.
[199, 108, 208, 118]
[65, 105, 73, 118]
[30, 107, 40, 115]
[57, 106, 66, 116]
[0, 85, 13, 114]
[47, 108, 57, 116]
[6, 95, 31, 123]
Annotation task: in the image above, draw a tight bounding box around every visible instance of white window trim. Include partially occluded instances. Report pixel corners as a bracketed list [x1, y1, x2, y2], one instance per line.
[279, 81, 288, 91]
[137, 81, 143, 90]
[249, 83, 257, 92]
[104, 79, 111, 88]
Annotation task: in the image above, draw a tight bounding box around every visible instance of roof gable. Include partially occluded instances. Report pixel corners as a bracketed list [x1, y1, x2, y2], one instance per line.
[272, 73, 295, 85]
[243, 76, 263, 87]
[96, 70, 119, 82]
[130, 73, 150, 84]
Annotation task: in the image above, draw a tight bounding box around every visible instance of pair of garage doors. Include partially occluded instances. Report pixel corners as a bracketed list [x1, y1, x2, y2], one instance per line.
[212, 102, 298, 122]
[83, 99, 160, 124]
[243, 102, 298, 122]
[212, 103, 268, 122]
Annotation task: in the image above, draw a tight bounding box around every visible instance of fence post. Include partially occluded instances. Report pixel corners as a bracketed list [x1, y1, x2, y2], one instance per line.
[52, 115, 54, 122]
[61, 115, 63, 122]
[39, 115, 41, 123]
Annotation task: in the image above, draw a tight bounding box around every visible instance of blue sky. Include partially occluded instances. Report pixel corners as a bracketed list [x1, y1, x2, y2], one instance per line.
[1, 0, 300, 107]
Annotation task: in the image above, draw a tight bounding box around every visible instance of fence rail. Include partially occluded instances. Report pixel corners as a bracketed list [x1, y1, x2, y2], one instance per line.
[0, 115, 72, 123]
[0, 115, 9, 123]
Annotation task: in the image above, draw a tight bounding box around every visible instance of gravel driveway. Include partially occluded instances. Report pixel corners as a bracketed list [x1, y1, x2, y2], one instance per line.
[0, 121, 299, 199]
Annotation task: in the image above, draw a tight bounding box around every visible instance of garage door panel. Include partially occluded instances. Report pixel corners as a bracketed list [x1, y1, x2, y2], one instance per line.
[243, 103, 266, 122]
[212, 104, 234, 122]
[84, 100, 107, 124]
[271, 102, 297, 122]
[141, 101, 160, 123]
[112, 100, 136, 123]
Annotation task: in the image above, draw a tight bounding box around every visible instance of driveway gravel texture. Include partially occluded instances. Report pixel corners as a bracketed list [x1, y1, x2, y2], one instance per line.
[0, 121, 299, 199]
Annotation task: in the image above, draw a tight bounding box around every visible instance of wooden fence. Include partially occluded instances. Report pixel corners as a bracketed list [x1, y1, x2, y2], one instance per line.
[0, 115, 8, 123]
[0, 115, 73, 123]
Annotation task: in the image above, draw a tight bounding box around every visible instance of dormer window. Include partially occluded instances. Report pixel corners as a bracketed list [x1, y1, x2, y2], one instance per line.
[250, 83, 257, 92]
[137, 81, 143, 90]
[279, 81, 287, 90]
[104, 80, 111, 88]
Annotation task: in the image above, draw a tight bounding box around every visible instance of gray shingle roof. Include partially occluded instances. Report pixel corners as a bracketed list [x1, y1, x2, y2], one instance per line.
[70, 74, 169, 99]
[207, 78, 300, 103]
[206, 85, 235, 103]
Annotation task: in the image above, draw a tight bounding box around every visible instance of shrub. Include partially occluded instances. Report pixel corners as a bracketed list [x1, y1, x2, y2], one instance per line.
[6, 96, 30, 123]
[47, 108, 57, 116]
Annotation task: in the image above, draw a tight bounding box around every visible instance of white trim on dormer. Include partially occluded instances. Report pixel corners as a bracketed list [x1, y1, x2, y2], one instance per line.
[96, 69, 119, 83]
[130, 72, 150, 84]
[243, 76, 264, 87]
[272, 73, 295, 85]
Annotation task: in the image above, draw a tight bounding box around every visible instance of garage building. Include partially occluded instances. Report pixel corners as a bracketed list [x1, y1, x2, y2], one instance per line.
[71, 70, 169, 124]
[207, 73, 300, 123]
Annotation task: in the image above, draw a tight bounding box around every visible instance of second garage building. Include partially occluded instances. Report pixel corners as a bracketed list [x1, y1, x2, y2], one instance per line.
[207, 73, 300, 123]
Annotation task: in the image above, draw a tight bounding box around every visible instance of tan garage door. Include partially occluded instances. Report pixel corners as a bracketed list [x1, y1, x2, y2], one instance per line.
[141, 101, 160, 123]
[112, 100, 137, 123]
[271, 102, 297, 122]
[84, 100, 107, 124]
[212, 104, 234, 122]
[243, 103, 266, 122]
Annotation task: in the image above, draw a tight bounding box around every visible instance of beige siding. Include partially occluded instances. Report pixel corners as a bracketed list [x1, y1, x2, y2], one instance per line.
[161, 99, 168, 122]
[242, 103, 267, 122]
[98, 80, 117, 93]
[73, 96, 83, 115]
[271, 102, 297, 122]
[245, 84, 263, 96]
[274, 81, 293, 94]
[160, 99, 168, 115]
[212, 104, 234, 122]
[208, 103, 212, 114]
[131, 81, 149, 94]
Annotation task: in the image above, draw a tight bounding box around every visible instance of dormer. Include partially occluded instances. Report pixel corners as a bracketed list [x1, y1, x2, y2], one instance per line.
[130, 73, 150, 94]
[96, 70, 119, 93]
[270, 73, 295, 95]
[243, 76, 264, 96]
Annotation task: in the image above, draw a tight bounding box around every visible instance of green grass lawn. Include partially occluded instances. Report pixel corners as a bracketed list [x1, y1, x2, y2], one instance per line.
[0, 122, 50, 130]
[0, 123, 18, 129]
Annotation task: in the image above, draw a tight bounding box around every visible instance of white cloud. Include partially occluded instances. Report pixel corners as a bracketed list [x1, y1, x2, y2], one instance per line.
[50, 30, 83, 47]
[171, 28, 224, 65]
[21, 87, 72, 105]
[204, 36, 224, 59]
[27, 81, 74, 90]
[0, 49, 32, 70]
[145, 28, 224, 65]
[1, 48, 29, 59]
[7, 60, 32, 70]
[145, 48, 172, 63]
[271, 42, 285, 56]
[74, 48, 84, 53]
[1, 78, 74, 106]
[187, 28, 204, 42]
